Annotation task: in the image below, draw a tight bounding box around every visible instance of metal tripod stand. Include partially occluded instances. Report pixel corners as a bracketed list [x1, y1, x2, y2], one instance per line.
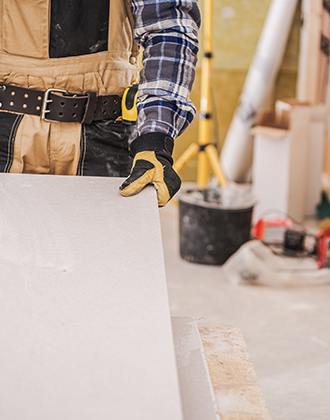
[174, 0, 227, 188]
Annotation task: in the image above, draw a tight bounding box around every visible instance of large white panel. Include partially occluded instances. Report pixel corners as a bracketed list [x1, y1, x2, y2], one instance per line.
[0, 174, 183, 420]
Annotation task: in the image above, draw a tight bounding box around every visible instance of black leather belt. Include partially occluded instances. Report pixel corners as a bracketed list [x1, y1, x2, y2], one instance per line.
[0, 84, 122, 124]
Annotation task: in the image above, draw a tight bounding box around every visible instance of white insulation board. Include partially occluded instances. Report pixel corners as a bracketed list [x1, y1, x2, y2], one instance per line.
[0, 174, 183, 420]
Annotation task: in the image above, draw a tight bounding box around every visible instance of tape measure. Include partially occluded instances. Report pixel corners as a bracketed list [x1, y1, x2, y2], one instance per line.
[122, 84, 138, 122]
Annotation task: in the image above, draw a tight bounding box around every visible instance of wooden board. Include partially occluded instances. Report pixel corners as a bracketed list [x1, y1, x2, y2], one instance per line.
[0, 174, 183, 420]
[297, 0, 323, 103]
[325, 76, 330, 187]
[199, 327, 271, 420]
[297, 0, 330, 182]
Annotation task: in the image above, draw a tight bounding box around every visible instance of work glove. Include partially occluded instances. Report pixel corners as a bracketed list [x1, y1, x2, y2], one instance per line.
[120, 133, 181, 207]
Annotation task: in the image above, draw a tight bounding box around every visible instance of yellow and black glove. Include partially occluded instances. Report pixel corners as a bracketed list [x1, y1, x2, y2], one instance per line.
[120, 133, 181, 207]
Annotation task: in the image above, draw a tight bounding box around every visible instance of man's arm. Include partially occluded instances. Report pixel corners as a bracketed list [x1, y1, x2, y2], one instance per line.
[120, 0, 201, 206]
[132, 0, 201, 139]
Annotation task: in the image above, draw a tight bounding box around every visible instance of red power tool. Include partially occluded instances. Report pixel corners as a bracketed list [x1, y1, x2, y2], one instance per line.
[253, 216, 330, 269]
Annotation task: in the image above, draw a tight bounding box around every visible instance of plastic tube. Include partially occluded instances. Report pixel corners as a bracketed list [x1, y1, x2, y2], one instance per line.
[220, 0, 299, 182]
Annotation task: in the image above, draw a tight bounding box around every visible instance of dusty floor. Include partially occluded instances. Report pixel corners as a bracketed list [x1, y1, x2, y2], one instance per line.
[161, 204, 330, 420]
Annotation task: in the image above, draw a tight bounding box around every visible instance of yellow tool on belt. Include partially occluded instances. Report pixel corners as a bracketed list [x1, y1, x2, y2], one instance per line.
[122, 84, 138, 122]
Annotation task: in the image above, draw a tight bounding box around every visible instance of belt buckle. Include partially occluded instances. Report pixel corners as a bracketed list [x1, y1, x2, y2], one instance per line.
[41, 88, 68, 122]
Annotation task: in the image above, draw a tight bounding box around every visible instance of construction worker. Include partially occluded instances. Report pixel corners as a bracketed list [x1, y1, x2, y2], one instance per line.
[0, 0, 200, 206]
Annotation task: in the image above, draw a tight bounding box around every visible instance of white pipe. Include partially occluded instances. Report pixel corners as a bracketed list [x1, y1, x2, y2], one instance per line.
[220, 0, 299, 182]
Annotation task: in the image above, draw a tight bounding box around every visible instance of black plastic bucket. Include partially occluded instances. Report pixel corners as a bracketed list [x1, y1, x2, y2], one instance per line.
[179, 188, 254, 265]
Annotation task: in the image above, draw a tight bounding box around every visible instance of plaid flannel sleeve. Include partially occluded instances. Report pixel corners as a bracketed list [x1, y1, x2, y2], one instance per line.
[131, 0, 201, 141]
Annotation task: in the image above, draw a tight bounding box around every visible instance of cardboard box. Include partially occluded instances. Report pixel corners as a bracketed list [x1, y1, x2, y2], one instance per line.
[252, 100, 326, 221]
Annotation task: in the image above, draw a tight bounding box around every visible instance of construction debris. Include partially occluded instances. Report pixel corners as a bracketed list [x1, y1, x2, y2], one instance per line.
[224, 240, 330, 287]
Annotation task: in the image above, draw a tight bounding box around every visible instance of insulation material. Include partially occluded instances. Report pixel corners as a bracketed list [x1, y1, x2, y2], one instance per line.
[0, 174, 183, 420]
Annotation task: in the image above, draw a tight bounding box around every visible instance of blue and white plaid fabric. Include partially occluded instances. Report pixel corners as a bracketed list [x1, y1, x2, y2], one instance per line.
[131, 0, 201, 140]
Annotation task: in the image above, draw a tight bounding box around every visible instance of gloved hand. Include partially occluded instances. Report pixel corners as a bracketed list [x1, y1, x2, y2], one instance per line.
[120, 133, 181, 207]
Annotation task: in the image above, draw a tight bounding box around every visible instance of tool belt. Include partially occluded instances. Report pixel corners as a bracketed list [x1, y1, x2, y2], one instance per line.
[0, 83, 138, 124]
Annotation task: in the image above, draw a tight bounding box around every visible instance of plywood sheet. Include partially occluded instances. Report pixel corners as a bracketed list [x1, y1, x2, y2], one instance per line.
[0, 174, 183, 420]
[199, 327, 271, 420]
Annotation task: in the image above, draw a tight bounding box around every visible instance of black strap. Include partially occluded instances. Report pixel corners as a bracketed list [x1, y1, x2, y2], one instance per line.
[0, 84, 122, 124]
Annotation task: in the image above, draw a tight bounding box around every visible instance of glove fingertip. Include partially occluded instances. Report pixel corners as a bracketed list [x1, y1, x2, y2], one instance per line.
[119, 181, 129, 191]
[120, 188, 130, 197]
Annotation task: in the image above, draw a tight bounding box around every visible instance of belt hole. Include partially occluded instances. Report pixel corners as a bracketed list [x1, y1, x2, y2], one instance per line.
[11, 91, 15, 96]
[37, 96, 42, 101]
[0, 103, 2, 108]
[36, 106, 41, 111]
[72, 113, 77, 118]
[103, 100, 108, 105]
[9, 101, 14, 107]
[0, 85, 6, 91]
[73, 103, 78, 108]
[24, 93, 29, 99]
[59, 112, 64, 117]
[23, 104, 27, 109]
[60, 102, 65, 107]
